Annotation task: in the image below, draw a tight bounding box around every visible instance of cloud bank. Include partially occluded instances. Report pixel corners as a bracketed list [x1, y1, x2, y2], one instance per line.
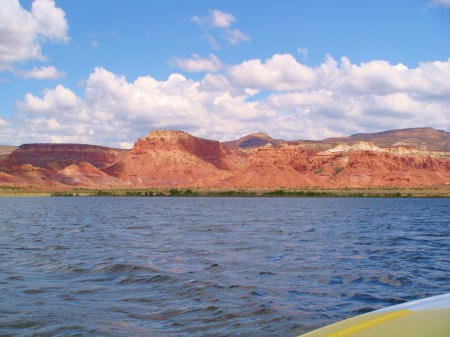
[3, 53, 449, 148]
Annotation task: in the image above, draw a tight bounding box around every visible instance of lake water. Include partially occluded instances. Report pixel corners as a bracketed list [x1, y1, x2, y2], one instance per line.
[0, 197, 449, 336]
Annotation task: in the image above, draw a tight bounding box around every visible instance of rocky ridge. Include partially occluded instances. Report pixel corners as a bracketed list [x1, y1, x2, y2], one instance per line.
[1, 128, 449, 190]
[0, 143, 127, 170]
[221, 132, 282, 148]
[324, 127, 450, 152]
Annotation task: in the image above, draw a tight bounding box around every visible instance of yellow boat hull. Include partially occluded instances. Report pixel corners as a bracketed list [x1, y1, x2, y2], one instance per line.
[299, 293, 450, 337]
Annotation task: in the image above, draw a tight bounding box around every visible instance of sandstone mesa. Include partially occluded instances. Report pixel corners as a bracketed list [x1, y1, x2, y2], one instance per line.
[0, 127, 449, 191]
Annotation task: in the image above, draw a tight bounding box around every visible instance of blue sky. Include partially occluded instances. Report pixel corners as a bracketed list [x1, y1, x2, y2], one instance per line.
[0, 0, 449, 147]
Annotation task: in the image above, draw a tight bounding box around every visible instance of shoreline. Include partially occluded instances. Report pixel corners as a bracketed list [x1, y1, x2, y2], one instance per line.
[1, 186, 450, 198]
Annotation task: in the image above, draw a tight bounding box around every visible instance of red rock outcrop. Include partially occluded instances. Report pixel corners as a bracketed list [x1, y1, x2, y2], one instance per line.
[0, 143, 128, 170]
[1, 128, 449, 190]
[310, 147, 450, 188]
[56, 162, 122, 187]
[104, 130, 234, 187]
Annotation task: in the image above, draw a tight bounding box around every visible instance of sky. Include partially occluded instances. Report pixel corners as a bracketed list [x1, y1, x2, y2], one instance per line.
[0, 0, 449, 148]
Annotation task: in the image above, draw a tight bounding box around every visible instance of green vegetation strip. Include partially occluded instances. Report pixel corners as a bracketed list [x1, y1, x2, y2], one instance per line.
[48, 188, 448, 198]
[1, 185, 449, 198]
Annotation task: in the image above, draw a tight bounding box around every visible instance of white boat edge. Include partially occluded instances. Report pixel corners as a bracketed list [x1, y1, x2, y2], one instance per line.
[376, 293, 450, 312]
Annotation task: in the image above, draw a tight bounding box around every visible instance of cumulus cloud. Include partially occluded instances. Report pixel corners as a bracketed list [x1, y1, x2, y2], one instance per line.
[192, 9, 250, 48]
[172, 54, 222, 73]
[229, 54, 316, 91]
[0, 0, 69, 70]
[9, 67, 273, 146]
[6, 55, 450, 147]
[18, 66, 66, 80]
[30, 0, 68, 42]
[230, 54, 450, 98]
[20, 84, 82, 115]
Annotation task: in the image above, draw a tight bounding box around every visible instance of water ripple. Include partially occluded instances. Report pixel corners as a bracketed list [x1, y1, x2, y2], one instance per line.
[0, 197, 449, 336]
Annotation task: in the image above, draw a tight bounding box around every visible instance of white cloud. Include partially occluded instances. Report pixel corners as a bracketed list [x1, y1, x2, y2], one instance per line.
[18, 66, 65, 80]
[431, 0, 450, 7]
[225, 28, 250, 45]
[192, 9, 235, 28]
[6, 55, 450, 147]
[172, 54, 222, 73]
[91, 37, 99, 48]
[297, 48, 308, 60]
[31, 0, 69, 42]
[229, 54, 316, 91]
[192, 9, 250, 48]
[210, 9, 235, 28]
[87, 34, 99, 48]
[0, 117, 8, 127]
[20, 84, 83, 116]
[205, 34, 220, 50]
[11, 67, 275, 146]
[229, 54, 450, 98]
[0, 0, 69, 70]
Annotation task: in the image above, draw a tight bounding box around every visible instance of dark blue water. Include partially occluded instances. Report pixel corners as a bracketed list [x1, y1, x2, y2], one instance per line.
[0, 197, 449, 336]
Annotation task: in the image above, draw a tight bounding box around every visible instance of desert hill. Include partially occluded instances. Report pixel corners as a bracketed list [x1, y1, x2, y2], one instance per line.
[324, 127, 450, 152]
[0, 143, 127, 170]
[222, 132, 282, 148]
[104, 130, 233, 186]
[1, 127, 449, 190]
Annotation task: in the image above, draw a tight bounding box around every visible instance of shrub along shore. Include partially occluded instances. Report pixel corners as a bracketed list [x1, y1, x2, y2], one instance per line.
[1, 186, 450, 198]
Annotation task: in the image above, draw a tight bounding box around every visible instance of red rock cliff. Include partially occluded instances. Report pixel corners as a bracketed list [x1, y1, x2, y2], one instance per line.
[1, 143, 128, 170]
[1, 128, 450, 190]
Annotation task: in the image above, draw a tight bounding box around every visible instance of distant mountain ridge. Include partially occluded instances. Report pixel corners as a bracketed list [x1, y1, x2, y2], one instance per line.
[222, 132, 282, 148]
[222, 127, 450, 152]
[323, 127, 450, 152]
[1, 127, 449, 190]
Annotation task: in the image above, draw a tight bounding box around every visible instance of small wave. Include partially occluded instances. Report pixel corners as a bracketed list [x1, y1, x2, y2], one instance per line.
[51, 265, 88, 273]
[251, 307, 277, 316]
[6, 275, 23, 281]
[0, 319, 42, 330]
[350, 293, 379, 303]
[363, 273, 411, 287]
[351, 307, 377, 315]
[93, 263, 158, 274]
[251, 290, 267, 297]
[58, 293, 77, 301]
[205, 263, 222, 270]
[117, 274, 171, 284]
[74, 287, 106, 294]
[23, 323, 85, 336]
[123, 296, 157, 303]
[128, 308, 185, 321]
[52, 245, 70, 250]
[22, 288, 46, 294]
[126, 225, 144, 230]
